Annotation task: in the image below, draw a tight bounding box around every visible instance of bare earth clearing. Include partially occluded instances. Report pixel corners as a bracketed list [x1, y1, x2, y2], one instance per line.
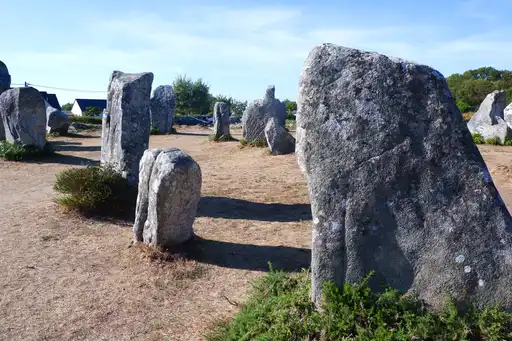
[0, 126, 511, 341]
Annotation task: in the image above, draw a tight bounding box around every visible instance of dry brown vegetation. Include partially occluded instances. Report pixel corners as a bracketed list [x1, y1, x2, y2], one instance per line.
[1, 126, 512, 340]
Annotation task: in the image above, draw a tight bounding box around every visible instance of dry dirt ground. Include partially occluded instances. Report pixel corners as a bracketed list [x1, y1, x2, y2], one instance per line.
[1, 127, 512, 341]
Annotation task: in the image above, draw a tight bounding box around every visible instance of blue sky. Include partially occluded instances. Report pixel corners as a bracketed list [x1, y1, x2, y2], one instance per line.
[1, 0, 511, 105]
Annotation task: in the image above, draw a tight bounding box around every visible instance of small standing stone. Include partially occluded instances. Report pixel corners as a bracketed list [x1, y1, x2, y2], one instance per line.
[0, 87, 46, 148]
[242, 85, 286, 143]
[133, 148, 202, 247]
[150, 85, 176, 134]
[265, 117, 295, 154]
[467, 90, 511, 141]
[213, 102, 230, 139]
[101, 70, 154, 185]
[45, 101, 70, 134]
[0, 61, 11, 95]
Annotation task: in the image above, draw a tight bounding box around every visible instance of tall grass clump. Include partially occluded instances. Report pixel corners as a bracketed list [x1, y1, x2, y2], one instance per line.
[53, 165, 137, 217]
[205, 267, 512, 341]
[239, 138, 268, 148]
[0, 141, 53, 161]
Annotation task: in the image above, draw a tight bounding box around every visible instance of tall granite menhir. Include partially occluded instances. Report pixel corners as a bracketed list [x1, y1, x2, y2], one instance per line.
[150, 85, 176, 133]
[213, 101, 230, 139]
[101, 71, 154, 185]
[297, 43, 512, 311]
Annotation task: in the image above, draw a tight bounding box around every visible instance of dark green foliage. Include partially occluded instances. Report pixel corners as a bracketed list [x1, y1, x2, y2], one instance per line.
[205, 268, 512, 341]
[53, 165, 137, 217]
[173, 75, 212, 116]
[447, 67, 512, 112]
[61, 103, 73, 111]
[0, 141, 53, 161]
[68, 115, 102, 125]
[230, 99, 247, 117]
[209, 134, 235, 142]
[485, 137, 501, 145]
[150, 126, 161, 135]
[84, 106, 103, 117]
[472, 134, 485, 145]
[282, 99, 297, 120]
[239, 138, 268, 148]
[504, 138, 512, 146]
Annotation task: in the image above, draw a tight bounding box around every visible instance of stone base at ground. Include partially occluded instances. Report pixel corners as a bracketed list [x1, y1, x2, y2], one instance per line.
[297, 43, 512, 311]
[265, 117, 295, 154]
[133, 148, 202, 248]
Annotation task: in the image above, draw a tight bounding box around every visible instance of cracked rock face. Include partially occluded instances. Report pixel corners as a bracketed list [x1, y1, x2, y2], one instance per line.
[150, 85, 176, 133]
[133, 148, 202, 248]
[0, 61, 11, 95]
[0, 87, 46, 148]
[242, 85, 286, 143]
[297, 43, 512, 311]
[265, 117, 295, 155]
[101, 70, 154, 185]
[467, 90, 511, 141]
[213, 102, 230, 138]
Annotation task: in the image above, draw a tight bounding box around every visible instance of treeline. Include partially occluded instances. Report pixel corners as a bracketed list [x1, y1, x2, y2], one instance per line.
[446, 67, 512, 113]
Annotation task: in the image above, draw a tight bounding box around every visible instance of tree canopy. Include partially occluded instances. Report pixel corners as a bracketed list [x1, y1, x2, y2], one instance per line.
[446, 67, 512, 113]
[61, 103, 73, 111]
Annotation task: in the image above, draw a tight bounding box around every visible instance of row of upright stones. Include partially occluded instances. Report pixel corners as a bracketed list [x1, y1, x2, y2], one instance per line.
[99, 71, 200, 248]
[297, 43, 512, 311]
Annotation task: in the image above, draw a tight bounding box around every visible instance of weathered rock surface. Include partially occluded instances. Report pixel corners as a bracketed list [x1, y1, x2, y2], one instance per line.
[0, 87, 46, 148]
[265, 117, 295, 154]
[242, 85, 286, 142]
[45, 101, 70, 134]
[150, 85, 176, 133]
[467, 90, 511, 141]
[504, 102, 512, 128]
[101, 71, 154, 185]
[213, 102, 230, 138]
[0, 61, 11, 95]
[133, 148, 202, 247]
[297, 43, 512, 311]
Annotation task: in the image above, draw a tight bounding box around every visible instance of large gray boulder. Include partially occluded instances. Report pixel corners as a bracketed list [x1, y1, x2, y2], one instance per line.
[265, 117, 295, 155]
[504, 102, 512, 128]
[0, 87, 46, 149]
[0, 61, 11, 95]
[467, 90, 511, 141]
[297, 43, 512, 311]
[242, 85, 286, 142]
[150, 85, 176, 134]
[45, 101, 70, 134]
[133, 148, 202, 247]
[101, 71, 154, 185]
[213, 101, 230, 139]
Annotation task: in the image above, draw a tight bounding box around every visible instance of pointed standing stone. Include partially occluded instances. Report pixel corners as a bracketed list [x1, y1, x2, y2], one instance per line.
[101, 71, 154, 185]
[297, 43, 512, 311]
[213, 102, 230, 139]
[150, 85, 176, 134]
[265, 117, 295, 155]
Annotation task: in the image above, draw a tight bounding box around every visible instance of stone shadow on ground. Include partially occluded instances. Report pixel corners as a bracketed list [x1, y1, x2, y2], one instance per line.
[197, 196, 312, 222]
[174, 131, 210, 137]
[50, 141, 101, 152]
[180, 236, 311, 272]
[25, 153, 99, 166]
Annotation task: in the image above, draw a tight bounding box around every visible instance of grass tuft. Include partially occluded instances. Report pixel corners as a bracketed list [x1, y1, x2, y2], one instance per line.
[209, 134, 235, 142]
[472, 133, 485, 145]
[485, 137, 501, 145]
[150, 126, 161, 135]
[239, 138, 268, 148]
[53, 165, 137, 218]
[0, 141, 54, 161]
[205, 267, 512, 341]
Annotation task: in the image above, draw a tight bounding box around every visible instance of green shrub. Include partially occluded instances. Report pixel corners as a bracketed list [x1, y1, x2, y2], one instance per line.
[504, 138, 512, 146]
[472, 134, 485, 145]
[209, 134, 235, 142]
[0, 141, 53, 161]
[239, 138, 267, 148]
[53, 165, 137, 217]
[68, 115, 103, 125]
[205, 268, 512, 341]
[150, 126, 161, 135]
[485, 137, 501, 145]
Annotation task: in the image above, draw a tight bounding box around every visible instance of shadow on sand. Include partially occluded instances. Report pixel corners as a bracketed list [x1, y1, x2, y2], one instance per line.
[197, 196, 312, 222]
[50, 141, 101, 152]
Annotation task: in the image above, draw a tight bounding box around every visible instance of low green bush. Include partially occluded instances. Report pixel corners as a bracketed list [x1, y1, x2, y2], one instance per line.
[472, 134, 485, 145]
[239, 138, 267, 148]
[504, 138, 512, 146]
[68, 115, 103, 125]
[53, 165, 137, 217]
[485, 137, 501, 145]
[0, 141, 53, 161]
[205, 267, 512, 341]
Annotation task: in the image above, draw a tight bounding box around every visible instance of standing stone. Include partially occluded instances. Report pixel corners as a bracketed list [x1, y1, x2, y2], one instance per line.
[133, 148, 202, 247]
[45, 101, 70, 134]
[150, 85, 176, 133]
[0, 61, 11, 95]
[467, 90, 511, 141]
[297, 43, 512, 311]
[265, 117, 295, 155]
[213, 102, 230, 138]
[504, 102, 512, 128]
[101, 71, 154, 185]
[0, 87, 46, 148]
[242, 85, 286, 143]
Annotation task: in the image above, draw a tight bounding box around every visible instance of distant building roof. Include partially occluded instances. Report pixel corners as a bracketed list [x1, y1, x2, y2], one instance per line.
[75, 99, 107, 112]
[39, 91, 61, 110]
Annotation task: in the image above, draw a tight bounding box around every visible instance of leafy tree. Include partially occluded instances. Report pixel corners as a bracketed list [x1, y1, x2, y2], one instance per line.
[61, 103, 73, 111]
[231, 99, 247, 117]
[210, 94, 233, 113]
[172, 75, 212, 116]
[282, 99, 297, 120]
[84, 106, 102, 117]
